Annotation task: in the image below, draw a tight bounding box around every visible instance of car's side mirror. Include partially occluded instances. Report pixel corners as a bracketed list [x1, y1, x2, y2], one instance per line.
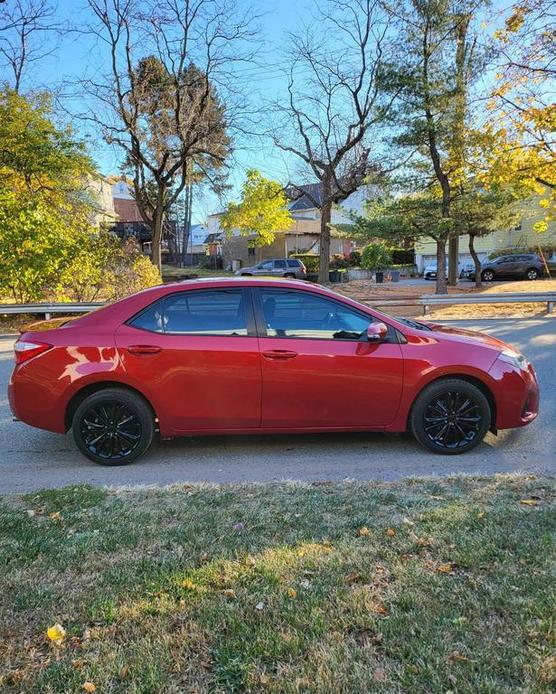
[367, 322, 388, 343]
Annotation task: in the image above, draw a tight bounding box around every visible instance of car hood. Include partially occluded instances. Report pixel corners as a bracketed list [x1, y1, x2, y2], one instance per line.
[422, 322, 508, 351]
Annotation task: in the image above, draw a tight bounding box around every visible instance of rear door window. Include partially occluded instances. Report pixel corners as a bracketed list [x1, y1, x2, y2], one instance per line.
[130, 289, 249, 336]
[274, 260, 287, 269]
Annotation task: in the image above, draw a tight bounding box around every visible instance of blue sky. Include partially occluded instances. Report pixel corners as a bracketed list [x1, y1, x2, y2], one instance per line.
[8, 0, 513, 222]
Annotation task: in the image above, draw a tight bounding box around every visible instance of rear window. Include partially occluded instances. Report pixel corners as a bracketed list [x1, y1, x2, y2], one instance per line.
[129, 289, 248, 336]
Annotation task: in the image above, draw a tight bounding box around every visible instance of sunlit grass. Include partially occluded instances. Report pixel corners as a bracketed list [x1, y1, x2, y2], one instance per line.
[0, 476, 554, 692]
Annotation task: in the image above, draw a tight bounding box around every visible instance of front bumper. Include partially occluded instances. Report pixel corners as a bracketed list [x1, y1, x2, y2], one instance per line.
[488, 358, 539, 429]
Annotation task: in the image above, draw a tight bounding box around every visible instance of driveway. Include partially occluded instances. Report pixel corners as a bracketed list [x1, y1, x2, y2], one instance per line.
[1, 318, 555, 493]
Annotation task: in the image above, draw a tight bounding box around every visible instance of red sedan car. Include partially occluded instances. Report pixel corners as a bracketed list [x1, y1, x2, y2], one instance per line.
[9, 278, 538, 465]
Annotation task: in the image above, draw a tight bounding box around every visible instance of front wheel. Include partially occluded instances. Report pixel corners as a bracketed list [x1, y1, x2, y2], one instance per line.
[410, 379, 491, 455]
[72, 388, 154, 465]
[525, 267, 539, 280]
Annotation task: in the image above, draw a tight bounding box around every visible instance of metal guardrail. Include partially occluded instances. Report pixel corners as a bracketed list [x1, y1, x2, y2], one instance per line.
[0, 292, 555, 321]
[367, 291, 556, 315]
[0, 302, 103, 320]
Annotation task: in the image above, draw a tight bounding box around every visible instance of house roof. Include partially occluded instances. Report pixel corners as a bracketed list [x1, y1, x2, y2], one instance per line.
[113, 198, 145, 223]
[286, 182, 324, 211]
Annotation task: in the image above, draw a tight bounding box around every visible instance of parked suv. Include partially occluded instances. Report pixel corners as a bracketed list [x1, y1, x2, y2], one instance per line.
[236, 258, 307, 279]
[464, 254, 544, 282]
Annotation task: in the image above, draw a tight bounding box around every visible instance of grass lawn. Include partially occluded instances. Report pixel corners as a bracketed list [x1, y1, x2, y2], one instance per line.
[0, 475, 554, 693]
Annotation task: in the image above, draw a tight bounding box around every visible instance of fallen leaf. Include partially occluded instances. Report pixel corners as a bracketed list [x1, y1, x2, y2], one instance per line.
[233, 522, 245, 532]
[477, 511, 485, 518]
[385, 528, 396, 537]
[181, 579, 197, 590]
[402, 517, 415, 526]
[47, 624, 66, 643]
[26, 510, 36, 517]
[373, 667, 387, 682]
[345, 571, 363, 584]
[359, 526, 370, 536]
[223, 589, 236, 600]
[448, 650, 469, 662]
[520, 499, 539, 506]
[82, 683, 96, 693]
[72, 659, 86, 669]
[437, 563, 455, 574]
[299, 579, 312, 589]
[119, 665, 129, 680]
[255, 601, 265, 611]
[49, 511, 62, 521]
[259, 673, 270, 684]
[287, 587, 297, 599]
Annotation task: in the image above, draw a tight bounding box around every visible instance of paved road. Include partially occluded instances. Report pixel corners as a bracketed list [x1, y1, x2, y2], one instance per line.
[1, 318, 555, 493]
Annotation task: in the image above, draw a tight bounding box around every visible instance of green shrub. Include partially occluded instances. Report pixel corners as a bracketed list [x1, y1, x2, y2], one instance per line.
[330, 254, 350, 269]
[289, 253, 319, 272]
[360, 243, 392, 270]
[389, 247, 415, 264]
[488, 245, 556, 260]
[199, 255, 224, 270]
[348, 250, 361, 267]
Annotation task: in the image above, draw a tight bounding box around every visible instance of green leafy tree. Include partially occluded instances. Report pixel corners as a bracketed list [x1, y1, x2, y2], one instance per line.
[0, 89, 94, 302]
[360, 243, 392, 271]
[220, 170, 292, 247]
[383, 0, 490, 293]
[0, 191, 79, 301]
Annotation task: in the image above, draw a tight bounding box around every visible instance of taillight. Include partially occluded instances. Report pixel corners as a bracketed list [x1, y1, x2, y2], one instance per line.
[14, 340, 52, 364]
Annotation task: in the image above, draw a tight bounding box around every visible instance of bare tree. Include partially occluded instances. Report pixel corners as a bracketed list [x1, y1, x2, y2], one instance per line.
[0, 0, 62, 92]
[271, 0, 393, 283]
[80, 0, 257, 271]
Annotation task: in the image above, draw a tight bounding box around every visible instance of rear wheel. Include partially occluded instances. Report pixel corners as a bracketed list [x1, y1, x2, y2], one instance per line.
[72, 388, 154, 465]
[525, 267, 539, 280]
[481, 269, 495, 282]
[410, 379, 491, 455]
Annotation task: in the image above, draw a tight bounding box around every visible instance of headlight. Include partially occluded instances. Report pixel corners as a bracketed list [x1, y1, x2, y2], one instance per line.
[498, 348, 529, 370]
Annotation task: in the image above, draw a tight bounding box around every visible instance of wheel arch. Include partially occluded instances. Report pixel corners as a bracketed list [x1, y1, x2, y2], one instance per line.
[65, 381, 157, 431]
[407, 373, 497, 433]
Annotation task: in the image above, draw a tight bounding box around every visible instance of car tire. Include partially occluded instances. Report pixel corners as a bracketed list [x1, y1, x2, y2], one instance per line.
[240, 273, 252, 276]
[72, 388, 154, 466]
[481, 269, 495, 282]
[410, 379, 491, 455]
[525, 268, 539, 280]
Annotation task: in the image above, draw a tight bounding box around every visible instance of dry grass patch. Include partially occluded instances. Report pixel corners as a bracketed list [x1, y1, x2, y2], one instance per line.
[0, 476, 554, 692]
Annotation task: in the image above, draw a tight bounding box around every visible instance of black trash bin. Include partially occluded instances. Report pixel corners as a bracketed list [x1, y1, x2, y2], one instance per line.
[329, 269, 341, 283]
[375, 271, 384, 283]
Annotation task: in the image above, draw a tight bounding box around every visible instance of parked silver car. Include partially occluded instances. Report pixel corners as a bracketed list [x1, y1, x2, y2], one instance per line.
[236, 258, 307, 279]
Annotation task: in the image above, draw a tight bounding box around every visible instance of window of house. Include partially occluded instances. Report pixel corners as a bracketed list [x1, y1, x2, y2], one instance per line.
[259, 289, 372, 340]
[130, 290, 248, 336]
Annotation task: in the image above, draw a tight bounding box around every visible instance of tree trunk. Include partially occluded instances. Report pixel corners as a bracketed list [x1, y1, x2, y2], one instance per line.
[448, 234, 459, 286]
[318, 201, 332, 284]
[151, 207, 164, 273]
[436, 239, 448, 295]
[469, 232, 482, 289]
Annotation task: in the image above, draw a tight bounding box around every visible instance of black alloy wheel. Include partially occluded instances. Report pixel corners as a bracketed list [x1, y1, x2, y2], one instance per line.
[72, 388, 154, 465]
[526, 268, 539, 280]
[410, 379, 491, 455]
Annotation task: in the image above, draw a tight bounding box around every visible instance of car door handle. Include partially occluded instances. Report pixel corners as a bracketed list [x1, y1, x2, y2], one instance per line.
[127, 345, 162, 355]
[262, 350, 298, 360]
